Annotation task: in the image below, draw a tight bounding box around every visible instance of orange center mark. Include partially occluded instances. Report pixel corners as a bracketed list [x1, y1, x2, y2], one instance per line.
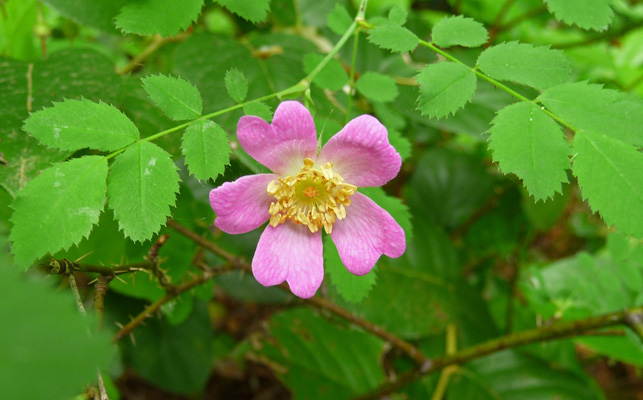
[303, 186, 318, 198]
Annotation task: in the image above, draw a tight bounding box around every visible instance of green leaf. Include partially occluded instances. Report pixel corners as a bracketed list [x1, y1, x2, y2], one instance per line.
[0, 49, 122, 197]
[23, 99, 139, 151]
[0, 268, 113, 400]
[488, 102, 571, 200]
[182, 120, 231, 181]
[334, 261, 454, 338]
[303, 53, 348, 91]
[355, 72, 399, 102]
[244, 101, 273, 121]
[388, 6, 407, 25]
[122, 302, 213, 394]
[115, 0, 204, 36]
[544, 0, 613, 30]
[40, 0, 125, 33]
[572, 131, 643, 238]
[367, 23, 419, 53]
[416, 61, 477, 119]
[406, 148, 493, 229]
[10, 156, 107, 268]
[432, 15, 488, 48]
[477, 41, 571, 90]
[388, 129, 412, 161]
[261, 308, 385, 398]
[215, 0, 271, 23]
[224, 68, 248, 103]
[107, 141, 180, 242]
[142, 74, 202, 121]
[326, 4, 352, 35]
[325, 236, 377, 303]
[448, 350, 602, 400]
[539, 82, 643, 147]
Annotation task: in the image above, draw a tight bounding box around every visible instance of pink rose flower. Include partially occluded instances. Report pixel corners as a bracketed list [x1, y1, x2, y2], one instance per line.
[209, 101, 405, 298]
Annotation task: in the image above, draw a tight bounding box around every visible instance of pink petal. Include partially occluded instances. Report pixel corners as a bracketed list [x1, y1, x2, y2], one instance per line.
[210, 174, 275, 234]
[318, 115, 401, 187]
[252, 223, 323, 298]
[330, 192, 405, 275]
[237, 101, 317, 176]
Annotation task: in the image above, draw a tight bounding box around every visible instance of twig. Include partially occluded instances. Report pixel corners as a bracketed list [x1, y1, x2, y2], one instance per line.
[355, 306, 643, 399]
[117, 33, 189, 75]
[44, 259, 152, 276]
[111, 264, 236, 342]
[166, 220, 431, 366]
[145, 234, 176, 292]
[67, 273, 86, 314]
[94, 274, 114, 330]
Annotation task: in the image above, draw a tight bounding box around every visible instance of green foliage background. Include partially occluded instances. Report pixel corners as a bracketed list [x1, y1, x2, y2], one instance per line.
[1, 0, 643, 399]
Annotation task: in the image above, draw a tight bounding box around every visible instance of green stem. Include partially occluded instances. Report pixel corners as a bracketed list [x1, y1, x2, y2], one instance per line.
[346, 29, 361, 123]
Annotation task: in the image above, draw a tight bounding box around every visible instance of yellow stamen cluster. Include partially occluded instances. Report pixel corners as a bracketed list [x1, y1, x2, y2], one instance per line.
[267, 158, 357, 234]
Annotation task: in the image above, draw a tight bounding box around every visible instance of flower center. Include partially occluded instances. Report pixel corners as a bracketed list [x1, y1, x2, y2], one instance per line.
[266, 158, 357, 234]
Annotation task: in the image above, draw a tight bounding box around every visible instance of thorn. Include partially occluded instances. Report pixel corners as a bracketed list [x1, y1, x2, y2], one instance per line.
[74, 250, 94, 263]
[115, 322, 124, 329]
[114, 275, 127, 284]
[87, 278, 98, 285]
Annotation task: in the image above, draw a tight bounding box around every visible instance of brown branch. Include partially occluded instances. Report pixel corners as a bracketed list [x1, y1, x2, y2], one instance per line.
[166, 220, 431, 366]
[111, 264, 236, 343]
[355, 306, 643, 399]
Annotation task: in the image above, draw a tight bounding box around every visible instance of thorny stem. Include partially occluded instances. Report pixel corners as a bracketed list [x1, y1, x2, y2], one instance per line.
[94, 274, 114, 330]
[146, 234, 176, 292]
[64, 269, 109, 399]
[166, 220, 431, 366]
[111, 263, 236, 342]
[44, 259, 153, 276]
[356, 306, 643, 399]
